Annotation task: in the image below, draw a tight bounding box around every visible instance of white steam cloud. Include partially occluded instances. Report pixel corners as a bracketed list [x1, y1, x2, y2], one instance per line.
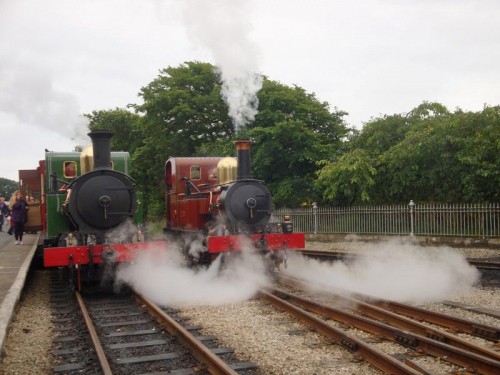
[115, 239, 479, 307]
[0, 59, 89, 144]
[105, 219, 142, 244]
[182, 0, 263, 131]
[116, 243, 271, 307]
[284, 240, 480, 304]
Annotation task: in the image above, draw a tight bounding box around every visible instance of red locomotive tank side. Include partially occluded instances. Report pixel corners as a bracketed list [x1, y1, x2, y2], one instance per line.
[165, 157, 223, 231]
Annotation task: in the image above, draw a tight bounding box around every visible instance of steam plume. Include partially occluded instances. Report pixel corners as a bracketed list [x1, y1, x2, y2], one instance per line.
[0, 59, 89, 144]
[285, 240, 480, 304]
[116, 242, 271, 307]
[182, 0, 263, 131]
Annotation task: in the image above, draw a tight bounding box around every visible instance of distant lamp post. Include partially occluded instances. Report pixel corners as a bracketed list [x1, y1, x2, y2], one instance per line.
[408, 200, 416, 236]
[312, 202, 318, 234]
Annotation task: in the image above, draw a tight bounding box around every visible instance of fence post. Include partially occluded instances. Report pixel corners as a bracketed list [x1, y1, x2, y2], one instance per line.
[409, 200, 415, 236]
[312, 202, 318, 234]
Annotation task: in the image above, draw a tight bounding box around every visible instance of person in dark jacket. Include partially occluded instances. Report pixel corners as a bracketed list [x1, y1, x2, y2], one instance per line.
[10, 191, 28, 245]
[0, 196, 9, 231]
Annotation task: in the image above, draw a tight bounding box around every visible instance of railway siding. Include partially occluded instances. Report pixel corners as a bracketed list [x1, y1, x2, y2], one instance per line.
[0, 240, 498, 374]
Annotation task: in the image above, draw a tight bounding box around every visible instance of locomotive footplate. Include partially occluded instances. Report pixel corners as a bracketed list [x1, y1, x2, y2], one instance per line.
[206, 232, 305, 253]
[43, 241, 168, 267]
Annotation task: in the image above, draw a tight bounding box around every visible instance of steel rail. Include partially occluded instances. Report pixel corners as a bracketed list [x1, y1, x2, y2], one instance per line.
[468, 260, 500, 270]
[278, 274, 500, 361]
[365, 296, 500, 341]
[298, 250, 500, 340]
[352, 297, 500, 359]
[134, 292, 237, 375]
[269, 286, 500, 374]
[403, 358, 437, 375]
[75, 291, 113, 375]
[259, 290, 422, 375]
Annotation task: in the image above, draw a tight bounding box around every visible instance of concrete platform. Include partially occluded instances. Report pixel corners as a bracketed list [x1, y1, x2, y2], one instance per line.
[0, 231, 39, 354]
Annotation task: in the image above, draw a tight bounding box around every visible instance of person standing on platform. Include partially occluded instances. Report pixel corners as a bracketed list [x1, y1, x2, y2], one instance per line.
[0, 196, 9, 231]
[9, 191, 28, 245]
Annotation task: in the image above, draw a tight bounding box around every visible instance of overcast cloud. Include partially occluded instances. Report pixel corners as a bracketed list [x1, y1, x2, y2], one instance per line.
[1, 0, 499, 181]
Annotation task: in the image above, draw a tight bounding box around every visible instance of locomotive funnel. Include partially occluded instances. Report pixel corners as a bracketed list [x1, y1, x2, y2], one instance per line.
[88, 130, 113, 170]
[235, 139, 253, 180]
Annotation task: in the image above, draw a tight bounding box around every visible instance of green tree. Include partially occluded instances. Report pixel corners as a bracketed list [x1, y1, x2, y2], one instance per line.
[406, 101, 450, 121]
[314, 112, 410, 205]
[351, 113, 410, 156]
[127, 62, 348, 214]
[85, 108, 142, 153]
[315, 149, 376, 204]
[328, 102, 499, 204]
[379, 104, 500, 203]
[0, 178, 18, 200]
[380, 115, 458, 202]
[250, 80, 347, 143]
[135, 61, 233, 156]
[452, 106, 500, 202]
[246, 80, 349, 207]
[246, 120, 325, 207]
[131, 62, 233, 218]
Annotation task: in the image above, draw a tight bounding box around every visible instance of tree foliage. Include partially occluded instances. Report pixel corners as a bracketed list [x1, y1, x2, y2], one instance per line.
[0, 178, 18, 200]
[316, 102, 500, 205]
[245, 80, 348, 207]
[124, 62, 348, 214]
[135, 61, 233, 155]
[85, 108, 143, 152]
[4, 61, 497, 220]
[315, 149, 376, 204]
[130, 62, 234, 217]
[74, 63, 498, 217]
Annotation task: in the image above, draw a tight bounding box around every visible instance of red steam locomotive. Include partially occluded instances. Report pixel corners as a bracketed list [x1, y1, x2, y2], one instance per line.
[165, 139, 305, 266]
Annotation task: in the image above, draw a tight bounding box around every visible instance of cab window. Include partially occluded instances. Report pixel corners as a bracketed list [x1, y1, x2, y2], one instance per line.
[190, 165, 201, 180]
[64, 161, 77, 178]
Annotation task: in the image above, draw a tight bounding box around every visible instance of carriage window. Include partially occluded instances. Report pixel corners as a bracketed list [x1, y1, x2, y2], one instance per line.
[190, 166, 201, 180]
[64, 161, 77, 178]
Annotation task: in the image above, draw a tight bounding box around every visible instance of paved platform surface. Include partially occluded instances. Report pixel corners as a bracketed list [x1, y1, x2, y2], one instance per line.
[0, 230, 39, 354]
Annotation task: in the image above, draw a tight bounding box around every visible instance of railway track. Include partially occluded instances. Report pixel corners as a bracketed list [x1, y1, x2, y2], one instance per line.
[259, 290, 422, 374]
[5, 266, 498, 374]
[50, 278, 256, 374]
[268, 273, 500, 374]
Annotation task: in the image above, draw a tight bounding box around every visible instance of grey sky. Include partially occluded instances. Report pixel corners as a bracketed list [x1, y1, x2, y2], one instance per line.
[1, 0, 499, 181]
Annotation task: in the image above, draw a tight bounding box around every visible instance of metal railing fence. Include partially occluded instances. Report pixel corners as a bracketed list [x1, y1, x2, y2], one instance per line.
[274, 202, 500, 238]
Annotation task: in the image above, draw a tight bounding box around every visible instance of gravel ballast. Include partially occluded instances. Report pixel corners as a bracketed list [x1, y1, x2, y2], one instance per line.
[0, 241, 498, 374]
[181, 286, 499, 374]
[0, 270, 54, 374]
